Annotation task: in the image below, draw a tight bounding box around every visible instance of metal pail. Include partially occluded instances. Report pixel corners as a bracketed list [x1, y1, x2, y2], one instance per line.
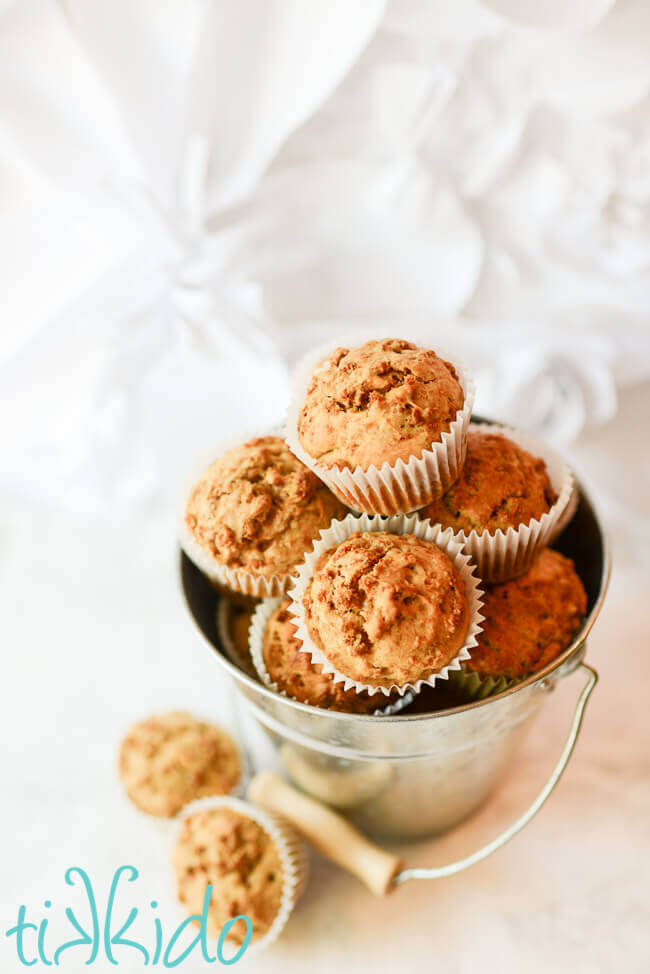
[180, 476, 608, 842]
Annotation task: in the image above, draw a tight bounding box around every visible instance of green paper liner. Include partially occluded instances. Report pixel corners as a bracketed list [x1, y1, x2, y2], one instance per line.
[447, 668, 520, 701]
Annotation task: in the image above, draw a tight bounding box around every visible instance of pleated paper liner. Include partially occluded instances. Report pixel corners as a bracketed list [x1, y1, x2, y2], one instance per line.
[288, 512, 485, 699]
[428, 423, 576, 584]
[249, 597, 415, 716]
[179, 429, 303, 598]
[446, 668, 519, 702]
[175, 795, 308, 955]
[285, 339, 475, 515]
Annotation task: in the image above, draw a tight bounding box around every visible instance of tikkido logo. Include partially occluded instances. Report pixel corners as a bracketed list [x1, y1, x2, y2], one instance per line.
[5, 866, 252, 967]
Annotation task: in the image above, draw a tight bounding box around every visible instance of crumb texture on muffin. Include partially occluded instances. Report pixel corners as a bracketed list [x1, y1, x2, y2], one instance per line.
[119, 712, 240, 818]
[297, 339, 464, 470]
[303, 531, 469, 687]
[421, 430, 557, 535]
[174, 807, 284, 944]
[263, 599, 380, 712]
[468, 548, 587, 679]
[185, 436, 347, 577]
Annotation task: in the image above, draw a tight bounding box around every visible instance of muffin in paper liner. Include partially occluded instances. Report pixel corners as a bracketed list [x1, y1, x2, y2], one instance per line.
[285, 340, 476, 516]
[288, 512, 485, 698]
[249, 597, 415, 716]
[181, 523, 291, 597]
[424, 423, 576, 584]
[179, 429, 329, 599]
[175, 795, 308, 955]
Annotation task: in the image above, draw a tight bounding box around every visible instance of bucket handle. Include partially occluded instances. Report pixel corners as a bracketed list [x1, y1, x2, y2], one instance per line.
[248, 662, 598, 896]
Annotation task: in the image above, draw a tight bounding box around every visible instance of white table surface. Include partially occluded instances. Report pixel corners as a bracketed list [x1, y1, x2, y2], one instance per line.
[2, 384, 649, 974]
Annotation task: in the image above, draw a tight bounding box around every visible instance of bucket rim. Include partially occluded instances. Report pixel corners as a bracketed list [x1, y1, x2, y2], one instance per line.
[179, 477, 610, 725]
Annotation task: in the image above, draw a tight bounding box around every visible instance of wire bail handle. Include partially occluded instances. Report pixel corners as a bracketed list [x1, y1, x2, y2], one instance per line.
[248, 662, 598, 894]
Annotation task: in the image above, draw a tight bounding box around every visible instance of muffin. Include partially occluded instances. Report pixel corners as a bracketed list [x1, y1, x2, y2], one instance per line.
[287, 338, 474, 515]
[297, 338, 465, 470]
[302, 531, 470, 688]
[463, 548, 588, 685]
[183, 436, 347, 595]
[255, 599, 392, 713]
[119, 713, 241, 818]
[174, 805, 285, 945]
[421, 429, 557, 535]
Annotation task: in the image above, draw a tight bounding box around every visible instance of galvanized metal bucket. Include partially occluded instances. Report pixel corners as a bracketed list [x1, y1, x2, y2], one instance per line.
[179, 474, 608, 865]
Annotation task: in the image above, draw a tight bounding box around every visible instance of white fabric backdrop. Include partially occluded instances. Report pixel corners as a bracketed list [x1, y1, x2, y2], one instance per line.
[0, 0, 648, 514]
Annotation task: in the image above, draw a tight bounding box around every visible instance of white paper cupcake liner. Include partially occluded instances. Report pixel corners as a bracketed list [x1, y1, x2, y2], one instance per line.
[425, 423, 575, 584]
[550, 476, 579, 541]
[180, 522, 292, 597]
[250, 598, 415, 716]
[288, 512, 484, 698]
[285, 339, 475, 516]
[179, 429, 297, 598]
[176, 795, 308, 955]
[216, 599, 258, 677]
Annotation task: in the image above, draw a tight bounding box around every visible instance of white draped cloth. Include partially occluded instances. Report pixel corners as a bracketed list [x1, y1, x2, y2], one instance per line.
[0, 0, 648, 511]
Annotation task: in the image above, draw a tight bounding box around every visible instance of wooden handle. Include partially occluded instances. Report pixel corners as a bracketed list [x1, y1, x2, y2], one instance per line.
[247, 771, 402, 896]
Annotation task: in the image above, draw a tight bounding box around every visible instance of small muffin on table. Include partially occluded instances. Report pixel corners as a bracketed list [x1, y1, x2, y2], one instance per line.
[174, 806, 284, 945]
[173, 801, 306, 949]
[119, 712, 240, 818]
[183, 435, 347, 596]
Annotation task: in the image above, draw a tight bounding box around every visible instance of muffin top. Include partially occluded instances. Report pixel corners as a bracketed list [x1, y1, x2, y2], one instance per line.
[421, 430, 557, 535]
[185, 436, 347, 578]
[174, 807, 284, 944]
[304, 531, 469, 687]
[262, 599, 381, 713]
[468, 548, 587, 679]
[297, 339, 464, 470]
[119, 712, 240, 818]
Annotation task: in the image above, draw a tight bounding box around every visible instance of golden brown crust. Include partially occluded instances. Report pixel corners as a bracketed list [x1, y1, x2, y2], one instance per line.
[185, 436, 347, 578]
[119, 713, 241, 818]
[297, 339, 464, 470]
[468, 548, 587, 679]
[173, 807, 283, 944]
[303, 532, 469, 687]
[262, 599, 381, 713]
[421, 430, 557, 535]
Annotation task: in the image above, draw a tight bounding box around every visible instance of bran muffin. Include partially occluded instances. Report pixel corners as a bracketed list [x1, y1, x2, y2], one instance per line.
[260, 599, 386, 713]
[185, 436, 347, 583]
[173, 806, 284, 945]
[467, 548, 587, 680]
[119, 713, 240, 818]
[303, 531, 470, 688]
[297, 338, 465, 471]
[421, 429, 557, 535]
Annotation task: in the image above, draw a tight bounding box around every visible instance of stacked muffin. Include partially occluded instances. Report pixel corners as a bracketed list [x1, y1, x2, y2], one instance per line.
[182, 337, 587, 709]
